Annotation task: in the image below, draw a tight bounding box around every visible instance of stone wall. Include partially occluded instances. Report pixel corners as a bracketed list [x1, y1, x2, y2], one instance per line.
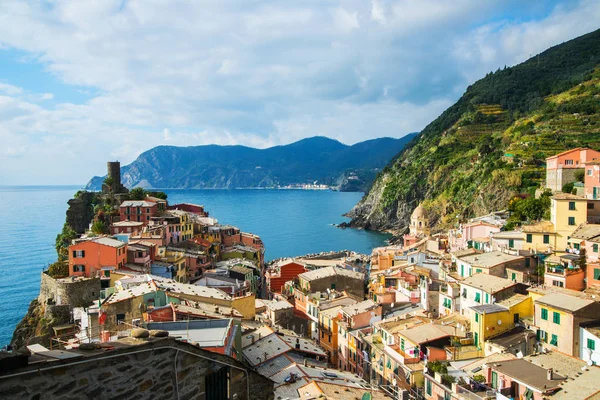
[0, 338, 273, 400]
[308, 276, 365, 298]
[39, 272, 101, 308]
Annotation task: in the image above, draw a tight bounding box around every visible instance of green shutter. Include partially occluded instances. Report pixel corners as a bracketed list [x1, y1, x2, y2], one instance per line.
[543, 235, 550, 244]
[509, 239, 514, 248]
[551, 334, 558, 346]
[475, 292, 481, 303]
[475, 313, 479, 323]
[553, 312, 561, 325]
[541, 308, 548, 320]
[595, 269, 600, 280]
[594, 244, 599, 253]
[426, 379, 432, 396]
[511, 272, 516, 281]
[588, 339, 596, 351]
[526, 234, 532, 243]
[569, 217, 575, 226]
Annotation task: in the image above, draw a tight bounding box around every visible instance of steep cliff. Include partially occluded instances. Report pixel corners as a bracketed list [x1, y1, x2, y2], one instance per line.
[347, 29, 600, 234]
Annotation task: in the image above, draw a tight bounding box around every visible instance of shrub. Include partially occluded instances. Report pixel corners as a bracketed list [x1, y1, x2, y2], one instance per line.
[562, 182, 574, 194]
[47, 261, 69, 278]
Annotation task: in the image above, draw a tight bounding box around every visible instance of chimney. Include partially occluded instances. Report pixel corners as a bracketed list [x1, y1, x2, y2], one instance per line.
[252, 335, 255, 344]
[547, 368, 553, 380]
[304, 358, 308, 367]
[258, 333, 262, 340]
[264, 352, 268, 362]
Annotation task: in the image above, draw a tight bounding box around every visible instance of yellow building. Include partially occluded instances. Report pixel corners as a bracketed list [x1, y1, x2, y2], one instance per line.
[532, 292, 600, 357]
[470, 294, 533, 355]
[318, 306, 341, 364]
[550, 193, 588, 251]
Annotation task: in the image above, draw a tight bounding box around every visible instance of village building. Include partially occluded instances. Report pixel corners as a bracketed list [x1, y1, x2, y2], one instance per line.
[265, 259, 307, 294]
[68, 237, 127, 278]
[531, 292, 600, 357]
[454, 250, 526, 279]
[545, 147, 600, 192]
[458, 274, 523, 319]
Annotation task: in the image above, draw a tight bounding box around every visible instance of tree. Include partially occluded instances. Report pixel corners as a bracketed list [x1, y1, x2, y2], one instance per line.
[55, 223, 78, 261]
[147, 191, 168, 200]
[562, 182, 574, 194]
[47, 261, 69, 278]
[575, 170, 585, 182]
[129, 187, 147, 200]
[91, 220, 108, 234]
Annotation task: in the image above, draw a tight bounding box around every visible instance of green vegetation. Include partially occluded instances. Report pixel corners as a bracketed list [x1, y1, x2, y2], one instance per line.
[47, 261, 69, 278]
[472, 375, 486, 384]
[504, 191, 552, 230]
[147, 191, 168, 200]
[55, 222, 78, 261]
[361, 29, 600, 231]
[129, 187, 147, 200]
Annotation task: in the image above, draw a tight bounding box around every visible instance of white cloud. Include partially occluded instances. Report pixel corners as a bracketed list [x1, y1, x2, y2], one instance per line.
[0, 0, 597, 184]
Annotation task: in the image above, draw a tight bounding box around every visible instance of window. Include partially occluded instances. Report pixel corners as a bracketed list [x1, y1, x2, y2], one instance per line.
[401, 338, 405, 350]
[594, 244, 599, 253]
[589, 203, 595, 210]
[524, 389, 534, 400]
[565, 159, 574, 165]
[569, 201, 576, 211]
[485, 293, 489, 303]
[511, 272, 516, 281]
[509, 239, 514, 248]
[550, 334, 558, 346]
[116, 313, 125, 323]
[476, 268, 483, 274]
[537, 329, 547, 342]
[514, 313, 519, 323]
[426, 379, 432, 396]
[72, 250, 85, 258]
[525, 258, 531, 267]
[73, 265, 85, 273]
[491, 371, 498, 389]
[475, 292, 481, 303]
[595, 268, 600, 280]
[543, 235, 550, 244]
[541, 308, 548, 320]
[588, 338, 596, 351]
[553, 280, 564, 288]
[568, 217, 576, 226]
[553, 312, 561, 324]
[331, 283, 336, 290]
[475, 313, 479, 323]
[526, 234, 533, 243]
[589, 169, 593, 176]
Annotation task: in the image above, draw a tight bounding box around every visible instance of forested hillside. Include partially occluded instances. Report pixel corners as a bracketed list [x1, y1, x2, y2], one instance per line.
[347, 28, 600, 233]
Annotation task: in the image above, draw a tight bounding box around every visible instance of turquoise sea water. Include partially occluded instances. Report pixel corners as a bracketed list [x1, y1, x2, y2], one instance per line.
[0, 186, 389, 346]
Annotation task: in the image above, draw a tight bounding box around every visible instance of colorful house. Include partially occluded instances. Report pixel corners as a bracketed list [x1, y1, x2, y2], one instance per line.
[585, 160, 600, 200]
[458, 274, 520, 319]
[545, 147, 600, 192]
[318, 306, 342, 364]
[336, 300, 382, 372]
[265, 260, 307, 294]
[119, 200, 159, 225]
[532, 292, 600, 357]
[69, 237, 127, 278]
[454, 251, 526, 279]
[469, 293, 533, 353]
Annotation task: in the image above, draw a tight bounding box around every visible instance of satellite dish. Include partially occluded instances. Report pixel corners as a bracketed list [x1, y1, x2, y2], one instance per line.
[498, 320, 502, 326]
[587, 359, 594, 366]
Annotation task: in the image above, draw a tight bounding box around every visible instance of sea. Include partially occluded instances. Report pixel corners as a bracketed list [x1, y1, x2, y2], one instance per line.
[0, 186, 390, 346]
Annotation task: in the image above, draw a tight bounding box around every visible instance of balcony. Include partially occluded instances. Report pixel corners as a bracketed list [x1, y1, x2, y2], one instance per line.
[134, 255, 151, 265]
[545, 265, 582, 276]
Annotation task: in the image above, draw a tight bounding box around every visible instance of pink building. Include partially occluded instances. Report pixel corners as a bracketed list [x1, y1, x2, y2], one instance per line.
[119, 200, 159, 225]
[449, 220, 501, 251]
[546, 147, 600, 191]
[585, 160, 600, 199]
[336, 300, 382, 372]
[484, 359, 565, 399]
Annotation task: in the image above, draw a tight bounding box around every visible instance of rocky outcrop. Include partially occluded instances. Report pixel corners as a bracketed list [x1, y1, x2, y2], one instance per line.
[66, 191, 96, 234]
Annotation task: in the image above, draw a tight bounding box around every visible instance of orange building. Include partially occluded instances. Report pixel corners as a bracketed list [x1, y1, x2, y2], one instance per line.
[546, 147, 600, 191]
[69, 237, 127, 278]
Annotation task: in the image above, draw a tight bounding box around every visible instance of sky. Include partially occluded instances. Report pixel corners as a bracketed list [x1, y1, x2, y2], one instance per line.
[0, 1, 599, 185]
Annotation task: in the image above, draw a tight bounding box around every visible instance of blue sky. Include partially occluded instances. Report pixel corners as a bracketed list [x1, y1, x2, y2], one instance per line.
[0, 0, 598, 184]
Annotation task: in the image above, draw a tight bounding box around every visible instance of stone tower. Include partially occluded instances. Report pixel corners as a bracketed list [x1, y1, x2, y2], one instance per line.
[102, 161, 128, 193]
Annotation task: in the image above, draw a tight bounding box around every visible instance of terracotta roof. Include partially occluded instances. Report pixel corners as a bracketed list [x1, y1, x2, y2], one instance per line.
[546, 147, 585, 160]
[551, 193, 586, 200]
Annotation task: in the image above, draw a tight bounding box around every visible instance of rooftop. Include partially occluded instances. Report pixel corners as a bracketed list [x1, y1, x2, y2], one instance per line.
[460, 274, 517, 294]
[491, 230, 524, 239]
[490, 359, 566, 392]
[120, 200, 156, 207]
[340, 300, 378, 317]
[92, 236, 127, 248]
[487, 326, 536, 350]
[535, 292, 594, 312]
[397, 323, 454, 344]
[521, 220, 556, 234]
[551, 193, 586, 201]
[242, 332, 292, 367]
[570, 223, 600, 241]
[264, 299, 294, 311]
[470, 304, 509, 314]
[451, 248, 480, 259]
[459, 251, 524, 268]
[298, 266, 364, 282]
[145, 319, 231, 347]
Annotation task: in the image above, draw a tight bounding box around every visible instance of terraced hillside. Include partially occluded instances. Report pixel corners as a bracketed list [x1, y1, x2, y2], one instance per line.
[347, 28, 600, 234]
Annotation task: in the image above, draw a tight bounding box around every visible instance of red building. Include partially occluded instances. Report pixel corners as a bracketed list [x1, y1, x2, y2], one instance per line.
[68, 237, 127, 278]
[119, 200, 159, 225]
[265, 260, 307, 294]
[168, 203, 208, 216]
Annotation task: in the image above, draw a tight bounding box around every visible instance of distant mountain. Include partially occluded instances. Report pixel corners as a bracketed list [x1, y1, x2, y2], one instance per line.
[85, 135, 417, 191]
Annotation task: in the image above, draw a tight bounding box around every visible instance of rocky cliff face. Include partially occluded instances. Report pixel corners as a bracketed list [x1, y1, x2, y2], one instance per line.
[348, 29, 600, 234]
